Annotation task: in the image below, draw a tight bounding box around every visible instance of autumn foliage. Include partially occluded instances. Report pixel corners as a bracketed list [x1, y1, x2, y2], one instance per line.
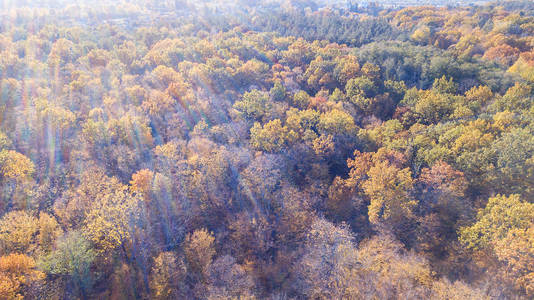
[0, 0, 532, 299]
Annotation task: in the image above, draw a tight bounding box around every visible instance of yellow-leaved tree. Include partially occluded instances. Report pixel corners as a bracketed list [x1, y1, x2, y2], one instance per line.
[363, 160, 416, 226]
[183, 228, 215, 279]
[149, 251, 186, 300]
[0, 150, 35, 212]
[84, 185, 144, 256]
[0, 211, 62, 256]
[0, 253, 45, 300]
[460, 194, 534, 297]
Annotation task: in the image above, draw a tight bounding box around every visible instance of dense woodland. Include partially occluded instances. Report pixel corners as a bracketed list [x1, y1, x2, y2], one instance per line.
[0, 0, 533, 299]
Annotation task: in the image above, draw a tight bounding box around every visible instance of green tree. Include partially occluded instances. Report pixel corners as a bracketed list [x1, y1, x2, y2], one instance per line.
[432, 76, 457, 94]
[346, 76, 377, 99]
[39, 231, 96, 299]
[270, 80, 287, 102]
[413, 90, 454, 124]
[293, 90, 311, 109]
[233, 90, 272, 121]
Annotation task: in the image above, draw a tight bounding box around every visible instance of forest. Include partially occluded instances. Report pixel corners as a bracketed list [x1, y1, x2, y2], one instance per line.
[0, 0, 533, 299]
